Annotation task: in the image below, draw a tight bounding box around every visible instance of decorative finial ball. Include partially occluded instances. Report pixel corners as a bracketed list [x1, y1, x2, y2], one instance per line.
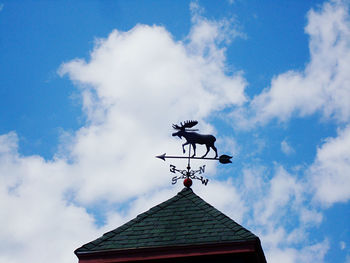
[184, 178, 192, 188]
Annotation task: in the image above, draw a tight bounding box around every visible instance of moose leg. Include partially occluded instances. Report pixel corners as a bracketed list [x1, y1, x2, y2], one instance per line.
[191, 144, 196, 157]
[182, 142, 189, 154]
[211, 145, 218, 158]
[202, 145, 210, 158]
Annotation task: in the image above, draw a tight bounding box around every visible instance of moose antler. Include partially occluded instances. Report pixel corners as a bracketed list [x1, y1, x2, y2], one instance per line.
[172, 124, 182, 130]
[182, 120, 198, 129]
[172, 120, 198, 130]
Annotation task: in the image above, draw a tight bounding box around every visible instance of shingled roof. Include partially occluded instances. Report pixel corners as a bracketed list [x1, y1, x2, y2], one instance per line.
[76, 187, 261, 251]
[75, 187, 267, 262]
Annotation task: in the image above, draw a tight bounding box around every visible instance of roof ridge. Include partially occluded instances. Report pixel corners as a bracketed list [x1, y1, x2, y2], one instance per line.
[76, 187, 257, 254]
[182, 191, 257, 241]
[78, 188, 192, 251]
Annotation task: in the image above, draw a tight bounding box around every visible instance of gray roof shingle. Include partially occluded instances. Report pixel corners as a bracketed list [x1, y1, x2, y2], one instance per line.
[75, 187, 258, 254]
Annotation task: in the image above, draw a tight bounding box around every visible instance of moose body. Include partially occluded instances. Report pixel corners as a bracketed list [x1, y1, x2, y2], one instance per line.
[172, 121, 218, 158]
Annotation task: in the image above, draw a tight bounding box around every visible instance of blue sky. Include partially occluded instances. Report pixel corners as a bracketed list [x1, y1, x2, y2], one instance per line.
[1, 1, 350, 262]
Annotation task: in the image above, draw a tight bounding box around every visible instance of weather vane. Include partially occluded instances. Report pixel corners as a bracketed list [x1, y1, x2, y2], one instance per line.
[156, 120, 232, 188]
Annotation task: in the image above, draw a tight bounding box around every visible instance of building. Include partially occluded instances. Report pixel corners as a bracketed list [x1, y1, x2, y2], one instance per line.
[75, 187, 266, 262]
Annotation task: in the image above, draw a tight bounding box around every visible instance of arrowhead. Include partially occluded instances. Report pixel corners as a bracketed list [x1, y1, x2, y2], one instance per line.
[219, 154, 232, 164]
[156, 153, 166, 161]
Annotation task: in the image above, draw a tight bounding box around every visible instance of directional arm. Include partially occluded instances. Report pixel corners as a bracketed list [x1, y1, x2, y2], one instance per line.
[156, 153, 232, 164]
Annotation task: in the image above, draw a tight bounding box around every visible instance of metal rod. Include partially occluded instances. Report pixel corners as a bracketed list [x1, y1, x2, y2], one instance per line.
[187, 145, 191, 168]
[156, 153, 232, 164]
[159, 155, 220, 160]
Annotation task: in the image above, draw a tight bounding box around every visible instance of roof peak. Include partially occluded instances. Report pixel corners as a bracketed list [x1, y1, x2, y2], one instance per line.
[76, 187, 258, 254]
[178, 186, 193, 194]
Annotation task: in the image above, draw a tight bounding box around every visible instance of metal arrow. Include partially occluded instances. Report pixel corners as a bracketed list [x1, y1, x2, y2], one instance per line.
[156, 153, 232, 164]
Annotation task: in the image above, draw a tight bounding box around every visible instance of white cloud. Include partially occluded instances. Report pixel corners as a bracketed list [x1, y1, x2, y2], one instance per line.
[189, 1, 245, 53]
[0, 132, 17, 154]
[281, 139, 295, 155]
[0, 11, 247, 263]
[340, 241, 346, 250]
[300, 207, 323, 225]
[1, 1, 344, 262]
[252, 166, 303, 225]
[58, 19, 247, 204]
[233, 0, 350, 128]
[196, 178, 247, 223]
[0, 132, 100, 263]
[309, 125, 350, 205]
[238, 165, 328, 262]
[266, 239, 329, 263]
[229, 0, 350, 212]
[232, 0, 350, 253]
[217, 136, 240, 157]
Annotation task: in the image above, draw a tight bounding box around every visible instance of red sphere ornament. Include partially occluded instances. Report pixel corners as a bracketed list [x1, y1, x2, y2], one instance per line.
[184, 178, 192, 188]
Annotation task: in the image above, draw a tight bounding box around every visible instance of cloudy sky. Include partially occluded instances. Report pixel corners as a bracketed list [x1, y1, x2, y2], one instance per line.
[1, 0, 350, 262]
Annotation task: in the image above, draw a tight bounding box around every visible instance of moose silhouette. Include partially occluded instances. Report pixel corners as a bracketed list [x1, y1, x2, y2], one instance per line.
[172, 120, 218, 158]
